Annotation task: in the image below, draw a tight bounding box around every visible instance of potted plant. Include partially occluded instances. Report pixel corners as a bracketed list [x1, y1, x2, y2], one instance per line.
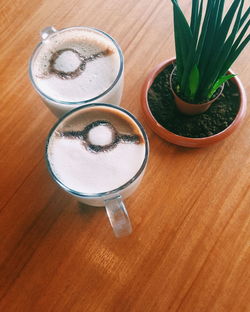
[141, 0, 249, 147]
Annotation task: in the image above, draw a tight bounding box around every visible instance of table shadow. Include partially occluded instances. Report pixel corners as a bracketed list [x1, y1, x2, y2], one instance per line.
[77, 202, 104, 220]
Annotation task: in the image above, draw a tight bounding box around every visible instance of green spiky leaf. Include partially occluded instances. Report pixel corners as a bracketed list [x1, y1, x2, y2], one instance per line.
[189, 65, 200, 99]
[170, 0, 249, 104]
[208, 74, 235, 99]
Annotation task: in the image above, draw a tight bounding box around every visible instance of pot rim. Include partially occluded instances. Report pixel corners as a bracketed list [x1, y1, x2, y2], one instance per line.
[141, 57, 247, 148]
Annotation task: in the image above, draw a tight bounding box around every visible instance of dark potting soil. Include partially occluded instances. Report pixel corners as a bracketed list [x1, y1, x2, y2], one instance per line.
[148, 64, 240, 138]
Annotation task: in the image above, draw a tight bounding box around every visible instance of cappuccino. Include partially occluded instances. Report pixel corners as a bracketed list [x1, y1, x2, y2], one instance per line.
[30, 27, 124, 117]
[46, 105, 147, 195]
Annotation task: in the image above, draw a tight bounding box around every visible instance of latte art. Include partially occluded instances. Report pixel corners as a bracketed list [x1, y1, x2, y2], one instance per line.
[31, 27, 122, 103]
[47, 105, 146, 194]
[48, 48, 111, 79]
[61, 120, 141, 152]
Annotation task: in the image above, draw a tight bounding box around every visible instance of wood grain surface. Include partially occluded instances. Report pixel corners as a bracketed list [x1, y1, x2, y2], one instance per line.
[0, 0, 249, 311]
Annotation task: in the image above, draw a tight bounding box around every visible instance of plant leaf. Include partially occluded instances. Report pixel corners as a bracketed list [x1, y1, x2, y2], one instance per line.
[209, 0, 245, 80]
[231, 19, 250, 57]
[203, 0, 241, 73]
[239, 6, 250, 28]
[171, 0, 194, 86]
[181, 40, 196, 96]
[171, 0, 193, 47]
[172, 4, 184, 82]
[219, 0, 241, 40]
[199, 0, 247, 95]
[170, 0, 249, 103]
[191, 0, 199, 34]
[189, 64, 200, 99]
[193, 0, 203, 43]
[196, 0, 214, 63]
[215, 0, 225, 29]
[197, 0, 221, 80]
[219, 34, 250, 77]
[208, 74, 235, 99]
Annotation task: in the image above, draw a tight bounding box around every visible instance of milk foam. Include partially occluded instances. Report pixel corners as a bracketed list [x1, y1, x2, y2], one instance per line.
[47, 107, 146, 194]
[54, 50, 81, 73]
[32, 28, 121, 102]
[88, 125, 114, 146]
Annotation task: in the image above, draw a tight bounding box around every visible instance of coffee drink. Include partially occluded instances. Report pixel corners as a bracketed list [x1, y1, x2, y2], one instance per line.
[30, 27, 124, 117]
[46, 105, 147, 194]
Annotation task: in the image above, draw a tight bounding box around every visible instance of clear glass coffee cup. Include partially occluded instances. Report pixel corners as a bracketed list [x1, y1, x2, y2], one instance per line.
[45, 103, 149, 237]
[29, 26, 124, 118]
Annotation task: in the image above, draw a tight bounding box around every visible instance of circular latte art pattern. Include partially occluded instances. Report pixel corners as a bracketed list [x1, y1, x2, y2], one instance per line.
[60, 120, 141, 153]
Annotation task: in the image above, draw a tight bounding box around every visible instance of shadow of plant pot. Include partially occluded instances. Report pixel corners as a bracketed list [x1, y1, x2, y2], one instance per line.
[141, 58, 247, 148]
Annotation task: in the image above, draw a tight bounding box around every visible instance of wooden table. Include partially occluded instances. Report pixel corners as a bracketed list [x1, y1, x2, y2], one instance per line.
[0, 0, 249, 311]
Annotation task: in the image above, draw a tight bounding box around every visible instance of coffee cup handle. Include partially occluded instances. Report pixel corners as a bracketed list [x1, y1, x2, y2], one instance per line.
[105, 195, 132, 238]
[40, 26, 57, 40]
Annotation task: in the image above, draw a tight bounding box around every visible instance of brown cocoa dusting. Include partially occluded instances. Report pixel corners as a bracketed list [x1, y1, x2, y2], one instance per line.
[48, 48, 112, 80]
[60, 120, 143, 153]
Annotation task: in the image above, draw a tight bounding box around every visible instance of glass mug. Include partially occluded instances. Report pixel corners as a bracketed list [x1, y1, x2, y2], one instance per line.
[29, 26, 124, 117]
[45, 103, 149, 237]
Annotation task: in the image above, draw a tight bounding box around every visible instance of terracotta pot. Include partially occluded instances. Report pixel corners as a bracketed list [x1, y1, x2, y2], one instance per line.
[169, 67, 224, 115]
[141, 58, 247, 148]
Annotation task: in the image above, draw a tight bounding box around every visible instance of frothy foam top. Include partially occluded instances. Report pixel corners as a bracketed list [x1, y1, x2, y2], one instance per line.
[32, 28, 121, 102]
[88, 124, 113, 146]
[47, 106, 146, 194]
